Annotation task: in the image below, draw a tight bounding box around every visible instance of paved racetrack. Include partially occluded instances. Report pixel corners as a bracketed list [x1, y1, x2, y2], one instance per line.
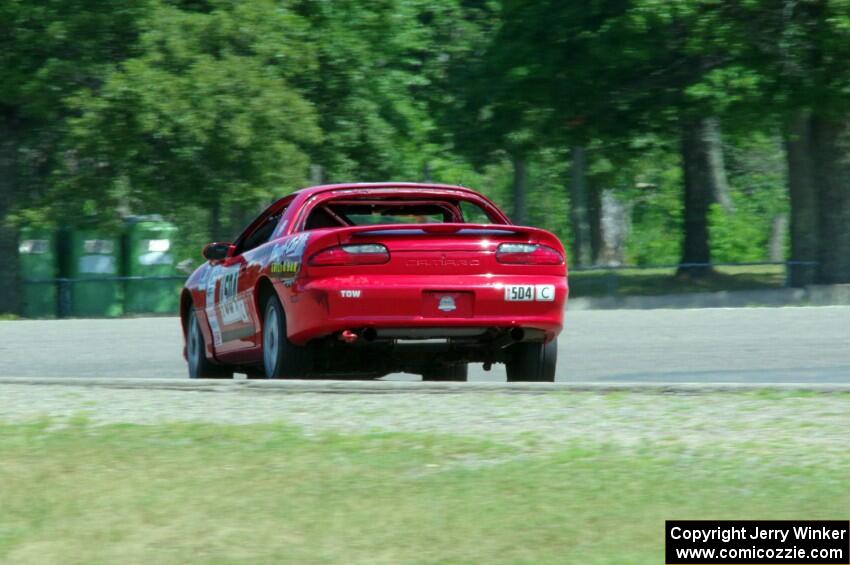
[1, 307, 848, 382]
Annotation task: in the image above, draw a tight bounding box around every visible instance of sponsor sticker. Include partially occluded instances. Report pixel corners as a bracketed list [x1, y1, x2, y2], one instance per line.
[270, 234, 309, 278]
[438, 295, 457, 312]
[270, 261, 300, 276]
[220, 298, 249, 325]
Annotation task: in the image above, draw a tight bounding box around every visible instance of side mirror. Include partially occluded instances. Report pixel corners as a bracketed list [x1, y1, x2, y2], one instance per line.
[202, 242, 233, 262]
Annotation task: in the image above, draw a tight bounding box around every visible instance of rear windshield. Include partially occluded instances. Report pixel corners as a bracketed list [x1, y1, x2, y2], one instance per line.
[304, 198, 497, 230]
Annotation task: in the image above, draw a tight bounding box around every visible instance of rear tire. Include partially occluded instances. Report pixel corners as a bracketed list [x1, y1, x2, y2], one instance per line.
[187, 310, 233, 379]
[263, 294, 314, 378]
[505, 339, 557, 382]
[422, 363, 468, 382]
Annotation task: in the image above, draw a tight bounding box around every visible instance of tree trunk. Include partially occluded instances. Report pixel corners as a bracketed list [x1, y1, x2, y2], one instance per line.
[677, 118, 714, 278]
[768, 214, 788, 263]
[0, 112, 21, 315]
[511, 154, 528, 225]
[811, 116, 850, 283]
[784, 112, 819, 286]
[599, 190, 631, 266]
[569, 146, 592, 266]
[704, 117, 734, 213]
[588, 178, 602, 264]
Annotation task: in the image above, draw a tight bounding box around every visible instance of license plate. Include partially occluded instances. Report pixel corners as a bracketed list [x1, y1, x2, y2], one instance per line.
[504, 285, 534, 301]
[504, 284, 556, 302]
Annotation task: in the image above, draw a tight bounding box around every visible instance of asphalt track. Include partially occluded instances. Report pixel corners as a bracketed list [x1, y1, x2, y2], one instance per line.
[1, 306, 848, 382]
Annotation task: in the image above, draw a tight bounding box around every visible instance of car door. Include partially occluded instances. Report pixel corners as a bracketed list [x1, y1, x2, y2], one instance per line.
[208, 253, 257, 357]
[209, 206, 289, 359]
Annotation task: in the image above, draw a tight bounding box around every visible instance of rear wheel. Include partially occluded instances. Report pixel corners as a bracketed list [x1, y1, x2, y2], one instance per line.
[505, 339, 557, 382]
[422, 363, 468, 382]
[263, 294, 314, 378]
[187, 310, 233, 379]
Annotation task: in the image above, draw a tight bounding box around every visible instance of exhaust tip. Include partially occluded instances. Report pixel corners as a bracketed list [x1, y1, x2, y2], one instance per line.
[510, 327, 525, 342]
[362, 328, 378, 342]
[339, 330, 358, 344]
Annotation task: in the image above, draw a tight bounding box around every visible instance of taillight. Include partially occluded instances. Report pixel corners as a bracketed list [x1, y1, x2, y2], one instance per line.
[495, 243, 563, 265]
[308, 244, 390, 266]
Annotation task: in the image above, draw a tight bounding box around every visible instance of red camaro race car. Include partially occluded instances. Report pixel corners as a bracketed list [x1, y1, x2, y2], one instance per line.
[181, 183, 568, 381]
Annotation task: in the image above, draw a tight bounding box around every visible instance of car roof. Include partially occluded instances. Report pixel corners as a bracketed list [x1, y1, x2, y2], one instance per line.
[290, 182, 483, 198]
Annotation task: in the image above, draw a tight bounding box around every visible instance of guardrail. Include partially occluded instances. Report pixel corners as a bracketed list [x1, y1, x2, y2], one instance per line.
[569, 261, 819, 297]
[21, 261, 819, 317]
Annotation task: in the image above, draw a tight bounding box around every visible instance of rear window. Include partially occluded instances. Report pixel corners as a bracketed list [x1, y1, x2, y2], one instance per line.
[303, 197, 498, 230]
[338, 203, 452, 226]
[459, 200, 491, 224]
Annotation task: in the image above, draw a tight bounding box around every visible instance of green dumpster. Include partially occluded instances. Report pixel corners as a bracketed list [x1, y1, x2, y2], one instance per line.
[123, 216, 180, 314]
[19, 228, 57, 318]
[63, 229, 123, 317]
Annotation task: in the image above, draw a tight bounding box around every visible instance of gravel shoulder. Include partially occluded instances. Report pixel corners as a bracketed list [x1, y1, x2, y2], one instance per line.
[2, 383, 848, 462]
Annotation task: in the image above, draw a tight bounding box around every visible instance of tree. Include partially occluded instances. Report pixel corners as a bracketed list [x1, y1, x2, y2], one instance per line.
[430, 0, 547, 224]
[569, 146, 592, 265]
[67, 0, 321, 240]
[0, 0, 150, 314]
[785, 112, 818, 286]
[736, 0, 850, 283]
[293, 0, 448, 183]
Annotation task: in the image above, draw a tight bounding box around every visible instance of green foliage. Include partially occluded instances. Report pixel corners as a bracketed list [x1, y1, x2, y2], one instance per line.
[64, 0, 320, 220]
[710, 131, 789, 262]
[624, 143, 684, 266]
[294, 0, 437, 181]
[0, 0, 151, 119]
[1, 0, 838, 275]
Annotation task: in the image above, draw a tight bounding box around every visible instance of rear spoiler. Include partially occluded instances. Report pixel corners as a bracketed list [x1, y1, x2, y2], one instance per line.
[339, 223, 548, 240]
[298, 223, 566, 270]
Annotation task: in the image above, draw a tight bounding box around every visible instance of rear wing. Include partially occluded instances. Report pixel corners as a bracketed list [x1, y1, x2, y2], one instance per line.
[297, 223, 565, 260]
[343, 223, 556, 242]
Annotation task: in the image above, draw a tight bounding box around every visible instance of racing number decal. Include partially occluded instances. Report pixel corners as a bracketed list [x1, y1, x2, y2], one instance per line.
[203, 265, 249, 348]
[204, 266, 223, 346]
[218, 266, 249, 325]
[220, 269, 238, 303]
[205, 265, 219, 309]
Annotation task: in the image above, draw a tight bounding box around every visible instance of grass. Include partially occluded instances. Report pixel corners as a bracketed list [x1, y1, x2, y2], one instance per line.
[1, 419, 848, 564]
[569, 264, 786, 298]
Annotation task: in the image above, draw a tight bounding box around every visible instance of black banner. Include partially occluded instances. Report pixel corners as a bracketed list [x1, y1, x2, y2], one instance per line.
[666, 521, 849, 564]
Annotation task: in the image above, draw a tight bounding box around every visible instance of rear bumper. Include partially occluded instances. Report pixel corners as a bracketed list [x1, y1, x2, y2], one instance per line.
[283, 274, 568, 344]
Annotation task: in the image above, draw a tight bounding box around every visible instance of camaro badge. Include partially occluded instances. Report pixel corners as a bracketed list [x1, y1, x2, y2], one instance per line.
[438, 295, 457, 312]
